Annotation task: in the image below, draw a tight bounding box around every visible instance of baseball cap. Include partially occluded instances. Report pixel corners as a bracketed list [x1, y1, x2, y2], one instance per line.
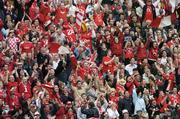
[122, 109, 129, 114]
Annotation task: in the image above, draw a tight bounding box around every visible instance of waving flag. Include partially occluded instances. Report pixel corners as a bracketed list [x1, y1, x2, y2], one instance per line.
[76, 9, 85, 31]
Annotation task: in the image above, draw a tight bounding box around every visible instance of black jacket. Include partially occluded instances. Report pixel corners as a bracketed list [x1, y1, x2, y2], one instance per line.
[81, 107, 99, 118]
[118, 97, 134, 116]
[55, 55, 72, 84]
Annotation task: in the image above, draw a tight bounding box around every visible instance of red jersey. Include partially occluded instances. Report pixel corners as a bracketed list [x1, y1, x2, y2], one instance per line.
[18, 81, 32, 100]
[40, 3, 50, 16]
[55, 7, 68, 24]
[110, 33, 124, 57]
[109, 95, 119, 104]
[70, 55, 77, 70]
[56, 105, 66, 119]
[77, 66, 89, 80]
[137, 46, 147, 60]
[7, 93, 20, 110]
[38, 39, 49, 48]
[20, 41, 34, 53]
[124, 47, 134, 59]
[156, 95, 167, 112]
[102, 56, 114, 73]
[6, 82, 18, 96]
[169, 94, 179, 104]
[48, 42, 60, 53]
[94, 12, 104, 26]
[148, 47, 158, 60]
[29, 3, 38, 20]
[144, 5, 153, 22]
[116, 84, 125, 94]
[63, 26, 76, 43]
[80, 31, 92, 49]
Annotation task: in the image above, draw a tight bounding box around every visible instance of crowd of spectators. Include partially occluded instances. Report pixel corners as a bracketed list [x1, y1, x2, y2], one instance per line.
[0, 0, 180, 119]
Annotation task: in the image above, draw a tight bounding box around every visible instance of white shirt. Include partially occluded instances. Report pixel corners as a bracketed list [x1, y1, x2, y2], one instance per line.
[160, 57, 167, 65]
[125, 64, 137, 75]
[53, 60, 60, 69]
[76, 107, 87, 119]
[69, 5, 79, 17]
[107, 108, 119, 119]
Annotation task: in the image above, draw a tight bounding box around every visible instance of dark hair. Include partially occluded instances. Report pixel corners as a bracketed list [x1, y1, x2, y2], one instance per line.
[88, 102, 95, 108]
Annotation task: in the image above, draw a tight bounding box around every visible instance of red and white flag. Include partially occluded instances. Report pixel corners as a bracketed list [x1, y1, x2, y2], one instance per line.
[151, 11, 177, 28]
[150, 0, 179, 28]
[76, 9, 85, 31]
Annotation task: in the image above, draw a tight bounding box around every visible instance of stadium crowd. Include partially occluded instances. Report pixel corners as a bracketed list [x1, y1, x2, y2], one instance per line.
[0, 0, 180, 118]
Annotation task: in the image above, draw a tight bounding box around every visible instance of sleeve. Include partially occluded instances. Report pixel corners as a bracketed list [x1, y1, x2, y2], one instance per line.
[125, 81, 133, 89]
[132, 88, 138, 105]
[115, 110, 120, 118]
[55, 61, 63, 76]
[134, 79, 140, 87]
[118, 99, 124, 115]
[77, 108, 83, 119]
[138, 0, 145, 8]
[153, 0, 160, 7]
[26, 0, 35, 14]
[92, 29, 96, 38]
[102, 98, 108, 111]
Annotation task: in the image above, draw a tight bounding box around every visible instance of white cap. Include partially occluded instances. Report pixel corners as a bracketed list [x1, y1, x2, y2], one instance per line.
[122, 109, 128, 114]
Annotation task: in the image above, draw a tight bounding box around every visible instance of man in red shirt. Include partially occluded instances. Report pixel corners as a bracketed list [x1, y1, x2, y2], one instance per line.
[102, 50, 115, 74]
[19, 34, 34, 56]
[54, 3, 68, 24]
[63, 23, 76, 43]
[110, 31, 124, 58]
[18, 77, 32, 100]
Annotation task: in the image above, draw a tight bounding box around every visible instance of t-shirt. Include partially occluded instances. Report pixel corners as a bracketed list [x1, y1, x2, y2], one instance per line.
[125, 64, 137, 75]
[48, 42, 60, 53]
[102, 56, 114, 73]
[144, 5, 153, 22]
[80, 31, 92, 49]
[94, 12, 104, 26]
[55, 7, 68, 24]
[20, 41, 34, 53]
[63, 26, 76, 43]
[124, 47, 134, 59]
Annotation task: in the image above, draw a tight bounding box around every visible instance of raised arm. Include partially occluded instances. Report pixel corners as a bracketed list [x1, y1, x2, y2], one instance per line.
[104, 56, 115, 65]
[138, 0, 145, 8]
[153, 0, 160, 7]
[94, 0, 103, 11]
[154, 62, 164, 74]
[132, 87, 138, 104]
